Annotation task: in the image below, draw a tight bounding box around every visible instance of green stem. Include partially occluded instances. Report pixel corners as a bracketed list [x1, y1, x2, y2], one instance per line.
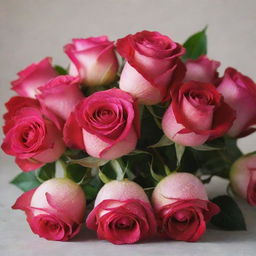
[146, 105, 162, 129]
[151, 148, 171, 176]
[59, 158, 69, 178]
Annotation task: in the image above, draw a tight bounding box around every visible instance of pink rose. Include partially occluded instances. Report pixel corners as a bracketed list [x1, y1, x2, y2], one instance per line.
[64, 88, 140, 160]
[162, 81, 236, 146]
[230, 153, 256, 206]
[1, 97, 65, 171]
[152, 173, 220, 241]
[116, 30, 185, 105]
[217, 67, 256, 137]
[3, 96, 40, 133]
[184, 55, 220, 84]
[64, 36, 119, 86]
[37, 75, 84, 120]
[86, 180, 156, 244]
[12, 178, 86, 241]
[11, 57, 58, 98]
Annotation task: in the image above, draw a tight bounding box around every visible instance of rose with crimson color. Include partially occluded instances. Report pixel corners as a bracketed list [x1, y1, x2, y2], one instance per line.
[37, 75, 84, 120]
[12, 178, 86, 241]
[64, 88, 140, 160]
[152, 173, 220, 241]
[217, 67, 256, 137]
[86, 180, 156, 244]
[184, 55, 220, 84]
[11, 57, 58, 98]
[162, 81, 236, 146]
[1, 97, 65, 172]
[117, 30, 185, 105]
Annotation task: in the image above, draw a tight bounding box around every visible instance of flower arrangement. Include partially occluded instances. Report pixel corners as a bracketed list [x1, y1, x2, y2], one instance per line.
[2, 28, 256, 244]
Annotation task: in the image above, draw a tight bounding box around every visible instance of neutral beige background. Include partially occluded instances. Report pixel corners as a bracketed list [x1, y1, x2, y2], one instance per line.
[0, 1, 255, 255]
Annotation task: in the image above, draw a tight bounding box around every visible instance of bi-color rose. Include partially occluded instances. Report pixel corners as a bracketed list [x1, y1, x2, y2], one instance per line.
[86, 180, 156, 244]
[12, 178, 86, 241]
[184, 55, 220, 84]
[230, 153, 256, 206]
[1, 97, 65, 171]
[37, 75, 84, 120]
[117, 30, 185, 105]
[162, 81, 236, 146]
[11, 57, 58, 98]
[152, 173, 220, 241]
[64, 88, 140, 160]
[217, 67, 256, 137]
[64, 36, 119, 87]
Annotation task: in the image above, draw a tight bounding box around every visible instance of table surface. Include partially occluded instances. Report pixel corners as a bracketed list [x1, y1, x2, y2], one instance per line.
[0, 0, 256, 255]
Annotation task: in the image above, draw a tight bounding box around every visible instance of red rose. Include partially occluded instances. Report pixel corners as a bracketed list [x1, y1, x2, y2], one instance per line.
[12, 178, 86, 241]
[217, 67, 256, 137]
[162, 81, 236, 146]
[1, 97, 65, 171]
[86, 180, 156, 244]
[37, 75, 84, 120]
[64, 88, 140, 159]
[152, 173, 220, 241]
[64, 36, 119, 86]
[117, 31, 185, 105]
[11, 57, 58, 98]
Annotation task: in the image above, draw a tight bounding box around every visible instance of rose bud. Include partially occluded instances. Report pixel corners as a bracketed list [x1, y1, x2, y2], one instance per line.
[184, 55, 220, 84]
[116, 30, 186, 105]
[230, 153, 256, 206]
[64, 36, 119, 87]
[37, 75, 84, 120]
[12, 178, 86, 241]
[1, 97, 65, 172]
[86, 179, 156, 244]
[11, 57, 58, 98]
[152, 173, 220, 242]
[63, 88, 140, 160]
[217, 67, 256, 137]
[162, 81, 236, 146]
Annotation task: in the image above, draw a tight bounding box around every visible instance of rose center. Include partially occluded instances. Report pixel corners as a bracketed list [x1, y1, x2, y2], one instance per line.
[116, 217, 134, 230]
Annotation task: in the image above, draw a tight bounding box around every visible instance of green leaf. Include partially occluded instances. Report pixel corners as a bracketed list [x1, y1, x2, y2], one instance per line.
[148, 135, 174, 148]
[65, 164, 89, 183]
[110, 160, 125, 181]
[137, 106, 163, 149]
[192, 144, 221, 151]
[98, 168, 112, 184]
[224, 137, 242, 162]
[145, 106, 162, 129]
[10, 172, 41, 192]
[36, 162, 56, 182]
[175, 143, 186, 166]
[211, 195, 247, 231]
[128, 150, 151, 156]
[67, 156, 109, 168]
[82, 184, 99, 201]
[81, 175, 103, 201]
[149, 161, 164, 183]
[182, 27, 207, 61]
[54, 65, 68, 75]
[145, 105, 162, 119]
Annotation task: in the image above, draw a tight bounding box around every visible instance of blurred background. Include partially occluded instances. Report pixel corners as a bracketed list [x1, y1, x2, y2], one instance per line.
[0, 1, 255, 255]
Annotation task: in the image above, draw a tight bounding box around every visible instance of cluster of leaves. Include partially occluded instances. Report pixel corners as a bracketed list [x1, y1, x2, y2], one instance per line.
[11, 28, 246, 231]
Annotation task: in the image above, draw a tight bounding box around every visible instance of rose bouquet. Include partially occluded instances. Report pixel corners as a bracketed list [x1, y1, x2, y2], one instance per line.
[2, 28, 256, 244]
